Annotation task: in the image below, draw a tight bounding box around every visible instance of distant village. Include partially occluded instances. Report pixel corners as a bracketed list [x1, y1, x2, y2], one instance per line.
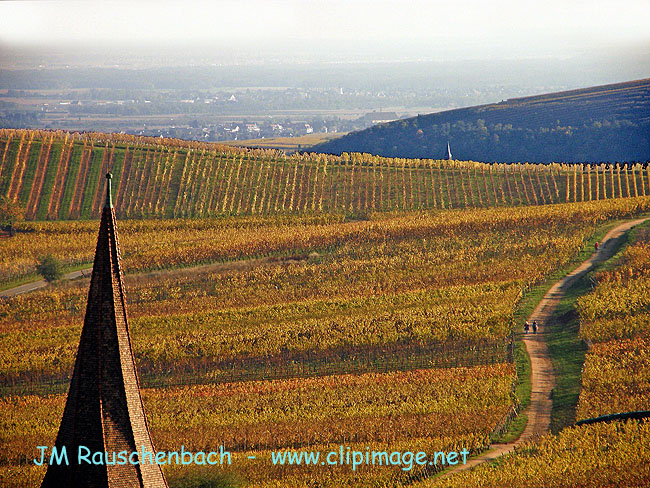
[0, 87, 403, 143]
[138, 119, 334, 142]
[137, 111, 400, 142]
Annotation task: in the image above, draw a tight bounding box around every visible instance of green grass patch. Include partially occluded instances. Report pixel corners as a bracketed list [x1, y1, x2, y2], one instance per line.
[546, 279, 589, 433]
[80, 146, 105, 218]
[57, 144, 83, 220]
[17, 141, 42, 204]
[35, 142, 63, 220]
[546, 216, 649, 433]
[491, 340, 531, 443]
[110, 146, 126, 203]
[165, 148, 187, 218]
[0, 262, 92, 292]
[0, 272, 41, 292]
[0, 139, 20, 195]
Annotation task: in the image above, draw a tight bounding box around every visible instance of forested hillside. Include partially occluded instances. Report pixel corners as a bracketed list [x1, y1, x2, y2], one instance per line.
[314, 79, 650, 163]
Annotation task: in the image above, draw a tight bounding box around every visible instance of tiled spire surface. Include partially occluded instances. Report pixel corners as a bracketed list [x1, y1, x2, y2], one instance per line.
[41, 174, 168, 487]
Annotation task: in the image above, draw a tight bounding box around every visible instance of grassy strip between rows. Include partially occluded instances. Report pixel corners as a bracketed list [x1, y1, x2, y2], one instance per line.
[545, 272, 589, 433]
[492, 215, 648, 442]
[547, 217, 650, 434]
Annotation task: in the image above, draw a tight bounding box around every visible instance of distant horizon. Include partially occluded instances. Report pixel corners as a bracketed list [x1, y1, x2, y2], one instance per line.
[1, 1, 648, 147]
[1, 0, 649, 70]
[1, 39, 649, 67]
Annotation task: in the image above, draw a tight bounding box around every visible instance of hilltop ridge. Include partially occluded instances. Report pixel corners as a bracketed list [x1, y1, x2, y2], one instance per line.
[313, 79, 650, 163]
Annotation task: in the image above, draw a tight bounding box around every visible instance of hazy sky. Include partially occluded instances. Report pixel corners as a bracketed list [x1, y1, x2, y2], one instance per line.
[1, 0, 649, 63]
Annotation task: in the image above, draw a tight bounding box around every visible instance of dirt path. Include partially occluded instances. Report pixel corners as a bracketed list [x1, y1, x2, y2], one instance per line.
[0, 253, 316, 298]
[0, 268, 92, 298]
[439, 217, 648, 477]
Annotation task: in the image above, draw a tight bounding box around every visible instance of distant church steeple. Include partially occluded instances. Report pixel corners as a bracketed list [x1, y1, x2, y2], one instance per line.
[41, 174, 168, 487]
[446, 141, 453, 160]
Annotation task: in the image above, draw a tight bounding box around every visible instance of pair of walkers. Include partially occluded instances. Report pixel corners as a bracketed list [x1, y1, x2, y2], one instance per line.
[523, 320, 538, 334]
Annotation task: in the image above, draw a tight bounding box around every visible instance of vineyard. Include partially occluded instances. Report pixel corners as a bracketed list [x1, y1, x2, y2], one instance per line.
[417, 420, 650, 488]
[1, 365, 515, 487]
[2, 126, 650, 487]
[2, 199, 650, 487]
[1, 128, 649, 221]
[577, 226, 650, 420]
[415, 223, 650, 488]
[3, 200, 650, 391]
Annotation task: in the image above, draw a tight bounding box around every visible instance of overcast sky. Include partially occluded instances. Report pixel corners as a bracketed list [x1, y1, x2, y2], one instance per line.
[1, 0, 649, 63]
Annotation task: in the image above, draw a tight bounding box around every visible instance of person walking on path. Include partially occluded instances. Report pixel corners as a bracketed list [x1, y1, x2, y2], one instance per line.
[439, 217, 648, 480]
[595, 242, 599, 251]
[524, 321, 530, 334]
[532, 320, 538, 334]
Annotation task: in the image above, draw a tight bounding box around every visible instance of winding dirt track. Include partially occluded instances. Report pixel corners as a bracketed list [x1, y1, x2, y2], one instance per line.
[1, 219, 647, 476]
[439, 217, 648, 478]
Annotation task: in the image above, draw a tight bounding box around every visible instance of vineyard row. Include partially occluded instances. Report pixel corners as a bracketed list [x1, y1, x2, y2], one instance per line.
[1, 336, 514, 396]
[1, 129, 649, 220]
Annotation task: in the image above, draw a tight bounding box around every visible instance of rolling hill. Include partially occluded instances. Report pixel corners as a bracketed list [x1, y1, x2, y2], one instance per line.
[313, 79, 650, 163]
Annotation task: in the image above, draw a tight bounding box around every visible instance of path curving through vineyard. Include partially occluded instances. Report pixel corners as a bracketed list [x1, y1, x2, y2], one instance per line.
[1, 218, 647, 459]
[438, 217, 648, 479]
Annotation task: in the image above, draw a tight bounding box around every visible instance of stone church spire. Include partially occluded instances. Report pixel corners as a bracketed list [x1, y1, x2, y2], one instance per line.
[41, 173, 168, 487]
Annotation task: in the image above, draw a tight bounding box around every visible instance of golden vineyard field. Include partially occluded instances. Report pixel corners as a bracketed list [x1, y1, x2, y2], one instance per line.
[2, 127, 650, 488]
[577, 227, 650, 420]
[2, 365, 514, 487]
[417, 223, 650, 488]
[2, 199, 650, 487]
[8, 202, 625, 388]
[1, 128, 649, 220]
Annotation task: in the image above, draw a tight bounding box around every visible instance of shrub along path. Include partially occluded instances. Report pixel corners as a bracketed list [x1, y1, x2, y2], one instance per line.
[0, 253, 315, 298]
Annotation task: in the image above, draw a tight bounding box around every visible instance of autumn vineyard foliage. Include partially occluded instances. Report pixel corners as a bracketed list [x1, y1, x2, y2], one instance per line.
[3, 201, 650, 387]
[1, 366, 515, 486]
[577, 227, 650, 420]
[415, 224, 650, 488]
[1, 127, 650, 487]
[1, 129, 650, 221]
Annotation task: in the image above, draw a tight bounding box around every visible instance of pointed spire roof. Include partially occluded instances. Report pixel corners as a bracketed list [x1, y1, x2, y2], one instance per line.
[446, 141, 453, 160]
[41, 174, 168, 488]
